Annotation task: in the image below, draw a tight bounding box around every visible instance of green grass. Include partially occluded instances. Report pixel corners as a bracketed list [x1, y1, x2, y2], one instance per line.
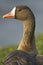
[0, 34, 43, 65]
[0, 45, 17, 65]
[36, 34, 43, 54]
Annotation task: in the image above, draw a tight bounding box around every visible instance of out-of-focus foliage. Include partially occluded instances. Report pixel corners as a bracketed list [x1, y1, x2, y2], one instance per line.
[36, 33, 43, 54]
[0, 45, 17, 65]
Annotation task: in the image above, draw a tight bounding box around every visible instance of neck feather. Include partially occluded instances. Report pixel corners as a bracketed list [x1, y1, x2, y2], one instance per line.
[17, 18, 37, 54]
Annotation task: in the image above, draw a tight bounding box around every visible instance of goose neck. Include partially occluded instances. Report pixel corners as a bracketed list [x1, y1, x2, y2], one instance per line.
[17, 19, 37, 54]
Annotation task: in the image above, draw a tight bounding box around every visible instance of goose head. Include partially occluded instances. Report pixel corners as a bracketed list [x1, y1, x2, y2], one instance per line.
[3, 6, 34, 21]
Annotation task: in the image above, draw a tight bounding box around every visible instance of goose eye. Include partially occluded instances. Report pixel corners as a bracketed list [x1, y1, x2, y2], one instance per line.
[18, 9, 22, 11]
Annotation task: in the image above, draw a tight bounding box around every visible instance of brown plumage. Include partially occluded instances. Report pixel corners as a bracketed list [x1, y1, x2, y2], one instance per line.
[3, 5, 43, 65]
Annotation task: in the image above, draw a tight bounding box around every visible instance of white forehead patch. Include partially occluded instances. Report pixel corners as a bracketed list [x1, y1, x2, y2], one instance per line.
[11, 7, 16, 16]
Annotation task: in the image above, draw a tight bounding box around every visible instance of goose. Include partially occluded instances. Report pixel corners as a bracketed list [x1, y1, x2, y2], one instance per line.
[3, 6, 37, 54]
[2, 6, 43, 65]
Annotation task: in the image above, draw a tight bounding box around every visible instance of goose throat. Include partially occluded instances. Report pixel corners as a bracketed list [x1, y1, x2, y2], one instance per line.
[17, 19, 37, 54]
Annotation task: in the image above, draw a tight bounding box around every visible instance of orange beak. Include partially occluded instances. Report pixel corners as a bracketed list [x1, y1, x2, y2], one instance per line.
[3, 12, 14, 18]
[3, 7, 16, 19]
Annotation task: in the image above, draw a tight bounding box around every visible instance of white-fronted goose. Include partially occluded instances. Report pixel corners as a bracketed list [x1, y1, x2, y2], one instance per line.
[3, 6, 37, 54]
[2, 6, 43, 65]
